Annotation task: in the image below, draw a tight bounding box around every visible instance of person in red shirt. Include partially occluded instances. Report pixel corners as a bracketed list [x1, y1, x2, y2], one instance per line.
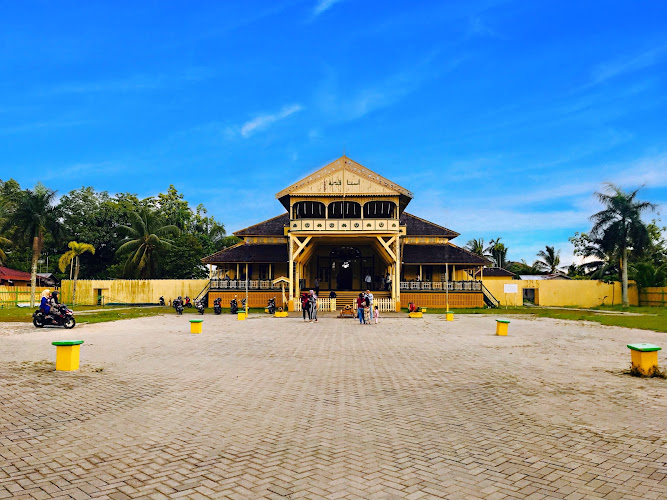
[301, 293, 311, 322]
[356, 293, 365, 324]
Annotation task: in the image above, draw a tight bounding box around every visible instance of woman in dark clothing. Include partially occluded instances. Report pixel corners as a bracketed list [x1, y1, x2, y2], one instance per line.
[301, 293, 311, 321]
[356, 293, 365, 324]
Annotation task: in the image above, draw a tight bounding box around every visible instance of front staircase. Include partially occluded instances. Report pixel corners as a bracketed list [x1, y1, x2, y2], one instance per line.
[329, 290, 391, 308]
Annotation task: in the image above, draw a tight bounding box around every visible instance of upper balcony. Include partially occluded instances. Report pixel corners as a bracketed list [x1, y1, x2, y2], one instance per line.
[289, 218, 402, 233]
[289, 199, 401, 233]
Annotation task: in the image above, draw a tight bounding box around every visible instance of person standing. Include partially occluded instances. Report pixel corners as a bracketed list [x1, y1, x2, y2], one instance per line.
[364, 299, 371, 325]
[314, 277, 320, 296]
[365, 273, 372, 289]
[374, 305, 379, 324]
[385, 272, 392, 292]
[356, 293, 365, 324]
[365, 289, 374, 309]
[301, 292, 310, 322]
[310, 290, 318, 323]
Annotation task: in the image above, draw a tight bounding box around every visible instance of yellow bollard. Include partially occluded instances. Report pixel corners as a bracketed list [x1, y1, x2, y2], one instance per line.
[274, 311, 288, 317]
[237, 312, 247, 321]
[496, 319, 510, 336]
[627, 343, 661, 376]
[408, 311, 423, 318]
[52, 340, 84, 371]
[189, 319, 203, 334]
[446, 311, 454, 322]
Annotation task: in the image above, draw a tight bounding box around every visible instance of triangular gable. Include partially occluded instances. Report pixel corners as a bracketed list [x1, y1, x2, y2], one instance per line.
[275, 156, 414, 199]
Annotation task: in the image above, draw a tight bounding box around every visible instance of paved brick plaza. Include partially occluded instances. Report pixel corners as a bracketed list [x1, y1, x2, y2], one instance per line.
[1, 313, 666, 499]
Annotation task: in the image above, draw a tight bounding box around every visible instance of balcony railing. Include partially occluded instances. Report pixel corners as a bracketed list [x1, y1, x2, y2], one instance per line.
[400, 280, 482, 292]
[210, 279, 282, 290]
[290, 218, 401, 232]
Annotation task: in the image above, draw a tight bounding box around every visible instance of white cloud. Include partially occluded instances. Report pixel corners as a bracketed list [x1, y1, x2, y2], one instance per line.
[240, 104, 303, 137]
[591, 44, 667, 85]
[313, 0, 342, 17]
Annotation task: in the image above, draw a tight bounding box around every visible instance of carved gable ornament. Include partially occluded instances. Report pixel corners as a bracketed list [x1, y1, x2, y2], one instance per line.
[275, 157, 413, 199]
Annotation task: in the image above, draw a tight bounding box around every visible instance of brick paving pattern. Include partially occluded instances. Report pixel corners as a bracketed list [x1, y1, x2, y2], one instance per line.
[0, 313, 666, 499]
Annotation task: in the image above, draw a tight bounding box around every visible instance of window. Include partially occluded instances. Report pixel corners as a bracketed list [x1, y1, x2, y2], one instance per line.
[363, 201, 396, 218]
[328, 201, 361, 218]
[259, 264, 270, 280]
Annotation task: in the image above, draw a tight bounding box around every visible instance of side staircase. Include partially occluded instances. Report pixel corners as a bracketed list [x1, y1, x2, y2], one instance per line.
[195, 282, 211, 305]
[482, 285, 499, 308]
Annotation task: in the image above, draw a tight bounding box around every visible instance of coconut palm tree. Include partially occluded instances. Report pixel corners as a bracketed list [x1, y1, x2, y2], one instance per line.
[534, 245, 562, 274]
[590, 184, 656, 306]
[115, 209, 180, 278]
[1, 185, 60, 306]
[485, 238, 508, 268]
[58, 241, 95, 304]
[465, 238, 486, 257]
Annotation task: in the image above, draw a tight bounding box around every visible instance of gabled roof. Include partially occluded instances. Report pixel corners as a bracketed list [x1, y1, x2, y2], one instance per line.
[475, 267, 515, 277]
[402, 244, 492, 265]
[233, 214, 290, 236]
[202, 243, 288, 264]
[0, 266, 33, 281]
[400, 213, 459, 238]
[275, 156, 413, 210]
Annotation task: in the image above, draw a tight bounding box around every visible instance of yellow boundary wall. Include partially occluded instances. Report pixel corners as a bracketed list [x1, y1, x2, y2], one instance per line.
[483, 279, 638, 307]
[58, 278, 639, 308]
[640, 287, 667, 307]
[60, 279, 208, 305]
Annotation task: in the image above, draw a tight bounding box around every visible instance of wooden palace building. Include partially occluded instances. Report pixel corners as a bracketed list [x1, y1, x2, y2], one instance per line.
[202, 156, 496, 311]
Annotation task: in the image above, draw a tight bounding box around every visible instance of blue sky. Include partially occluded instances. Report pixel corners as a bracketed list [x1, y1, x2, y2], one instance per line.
[1, 0, 666, 266]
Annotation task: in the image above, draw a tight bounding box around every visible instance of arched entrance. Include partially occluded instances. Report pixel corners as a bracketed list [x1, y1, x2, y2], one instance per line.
[330, 246, 362, 291]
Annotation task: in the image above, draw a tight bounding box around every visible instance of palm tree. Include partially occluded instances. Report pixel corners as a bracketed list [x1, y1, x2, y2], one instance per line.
[485, 237, 508, 268]
[1, 185, 59, 306]
[115, 209, 180, 278]
[58, 241, 95, 304]
[465, 238, 486, 257]
[534, 245, 562, 274]
[590, 184, 656, 306]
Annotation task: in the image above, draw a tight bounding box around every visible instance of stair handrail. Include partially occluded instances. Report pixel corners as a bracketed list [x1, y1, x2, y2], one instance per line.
[481, 284, 500, 308]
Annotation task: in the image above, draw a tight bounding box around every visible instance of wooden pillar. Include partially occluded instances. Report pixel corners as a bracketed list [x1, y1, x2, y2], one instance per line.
[236, 263, 239, 280]
[288, 234, 294, 310]
[480, 266, 483, 281]
[395, 238, 401, 311]
[453, 265, 456, 282]
[269, 263, 272, 280]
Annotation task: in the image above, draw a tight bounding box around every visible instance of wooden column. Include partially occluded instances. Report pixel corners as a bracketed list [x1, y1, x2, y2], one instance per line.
[288, 234, 294, 310]
[395, 237, 401, 311]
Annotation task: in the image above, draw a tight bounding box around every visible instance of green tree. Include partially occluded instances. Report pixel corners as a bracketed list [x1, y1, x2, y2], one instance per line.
[590, 184, 656, 306]
[58, 241, 95, 304]
[2, 185, 60, 306]
[464, 238, 486, 257]
[534, 245, 562, 273]
[115, 209, 180, 278]
[485, 238, 508, 268]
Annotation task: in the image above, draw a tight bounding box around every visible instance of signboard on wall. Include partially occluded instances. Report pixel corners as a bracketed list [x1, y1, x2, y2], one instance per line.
[504, 283, 518, 294]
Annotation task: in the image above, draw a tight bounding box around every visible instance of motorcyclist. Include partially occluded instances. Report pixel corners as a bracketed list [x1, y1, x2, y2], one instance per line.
[40, 290, 51, 318]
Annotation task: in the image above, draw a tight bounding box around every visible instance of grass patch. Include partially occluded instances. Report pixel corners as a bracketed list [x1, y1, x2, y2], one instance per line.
[0, 304, 274, 324]
[420, 306, 667, 333]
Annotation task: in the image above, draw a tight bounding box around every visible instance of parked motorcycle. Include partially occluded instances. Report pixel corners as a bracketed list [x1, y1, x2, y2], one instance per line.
[213, 297, 222, 315]
[184, 296, 192, 308]
[230, 297, 238, 314]
[158, 296, 165, 306]
[33, 304, 76, 329]
[267, 297, 276, 314]
[173, 297, 184, 315]
[195, 299, 205, 315]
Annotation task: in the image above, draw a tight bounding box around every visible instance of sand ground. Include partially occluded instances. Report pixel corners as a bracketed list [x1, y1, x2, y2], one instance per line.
[0, 312, 665, 499]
